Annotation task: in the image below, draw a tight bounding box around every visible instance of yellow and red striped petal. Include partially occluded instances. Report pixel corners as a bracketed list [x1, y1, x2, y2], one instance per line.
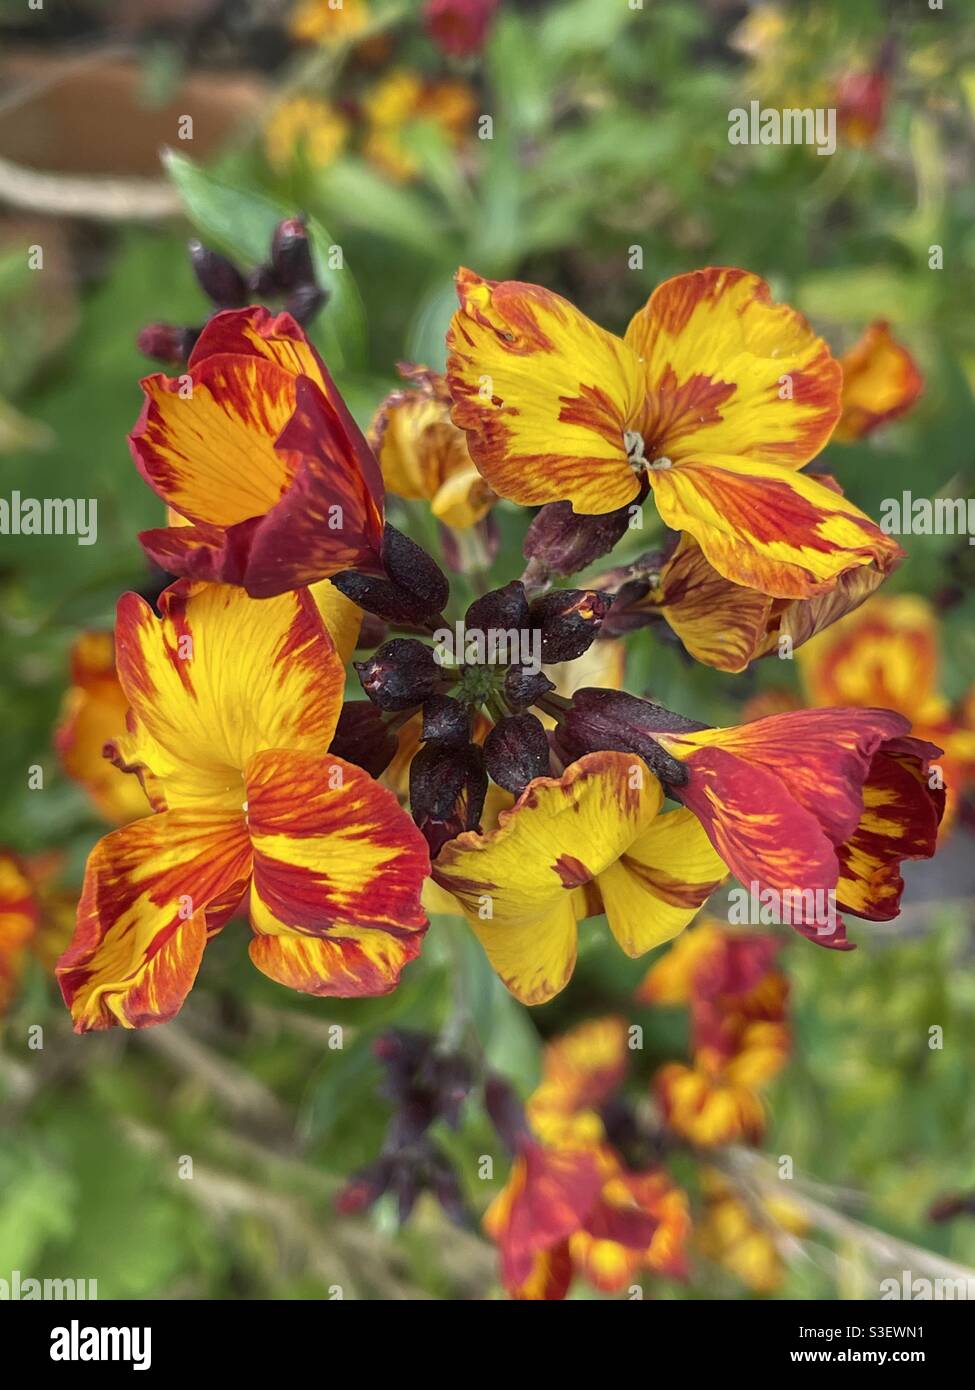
[655, 1062, 766, 1146]
[130, 355, 297, 526]
[646, 452, 904, 600]
[635, 918, 725, 1005]
[56, 810, 251, 1032]
[54, 631, 152, 824]
[505, 1243, 574, 1301]
[0, 852, 39, 1015]
[432, 752, 665, 1004]
[244, 750, 428, 996]
[836, 738, 944, 920]
[446, 268, 646, 514]
[113, 582, 344, 811]
[651, 535, 775, 672]
[835, 320, 923, 442]
[626, 267, 841, 468]
[599, 807, 727, 957]
[540, 1016, 630, 1111]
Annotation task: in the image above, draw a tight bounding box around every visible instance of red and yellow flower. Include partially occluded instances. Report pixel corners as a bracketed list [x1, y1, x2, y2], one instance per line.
[797, 595, 975, 827]
[696, 1169, 808, 1293]
[639, 920, 790, 1146]
[130, 306, 385, 597]
[486, 1019, 690, 1299]
[0, 852, 40, 1015]
[54, 631, 153, 824]
[363, 70, 476, 184]
[432, 751, 727, 1005]
[447, 266, 902, 599]
[834, 321, 923, 442]
[56, 580, 429, 1032]
[369, 365, 495, 530]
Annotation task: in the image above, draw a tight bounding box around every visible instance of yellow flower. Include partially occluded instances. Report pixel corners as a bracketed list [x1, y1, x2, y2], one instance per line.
[289, 0, 369, 46]
[264, 96, 349, 174]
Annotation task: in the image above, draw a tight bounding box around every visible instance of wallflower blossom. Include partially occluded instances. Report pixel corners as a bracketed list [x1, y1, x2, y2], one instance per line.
[289, 0, 370, 45]
[557, 694, 944, 940]
[797, 594, 975, 827]
[447, 266, 902, 599]
[485, 1022, 690, 1299]
[55, 631, 153, 824]
[424, 0, 500, 58]
[56, 581, 429, 1032]
[432, 751, 727, 1004]
[130, 306, 386, 596]
[696, 1169, 808, 1292]
[639, 919, 790, 1146]
[834, 321, 923, 442]
[369, 365, 495, 531]
[363, 70, 476, 183]
[0, 852, 39, 1015]
[264, 96, 349, 174]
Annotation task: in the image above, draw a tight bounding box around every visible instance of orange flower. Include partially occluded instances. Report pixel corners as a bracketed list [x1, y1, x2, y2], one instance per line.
[834, 321, 923, 442]
[56, 582, 429, 1032]
[130, 306, 385, 597]
[798, 595, 975, 828]
[54, 632, 153, 824]
[447, 267, 901, 599]
[0, 852, 39, 1015]
[363, 70, 476, 183]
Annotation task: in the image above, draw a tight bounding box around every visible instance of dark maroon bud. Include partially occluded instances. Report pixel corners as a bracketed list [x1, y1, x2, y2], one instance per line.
[409, 741, 487, 857]
[330, 571, 431, 627]
[429, 1053, 474, 1129]
[556, 688, 707, 787]
[286, 283, 329, 325]
[523, 498, 635, 578]
[388, 1162, 422, 1224]
[381, 524, 449, 621]
[355, 638, 442, 711]
[270, 216, 316, 290]
[422, 694, 470, 747]
[187, 240, 248, 308]
[355, 611, 388, 649]
[484, 1075, 529, 1154]
[329, 700, 399, 777]
[484, 713, 550, 796]
[503, 665, 555, 712]
[248, 263, 282, 299]
[428, 1154, 472, 1229]
[136, 322, 198, 364]
[528, 589, 609, 663]
[601, 577, 657, 636]
[465, 579, 529, 635]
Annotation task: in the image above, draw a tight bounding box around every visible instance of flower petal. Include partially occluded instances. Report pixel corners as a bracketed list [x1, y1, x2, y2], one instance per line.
[245, 748, 429, 933]
[113, 582, 344, 809]
[0, 853, 39, 1015]
[56, 810, 251, 1031]
[652, 534, 775, 672]
[625, 267, 841, 467]
[835, 320, 923, 442]
[647, 452, 904, 599]
[248, 922, 425, 999]
[447, 268, 645, 513]
[599, 807, 727, 956]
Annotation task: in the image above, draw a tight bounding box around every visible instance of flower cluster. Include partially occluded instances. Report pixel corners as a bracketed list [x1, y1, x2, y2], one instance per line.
[51, 243, 942, 1041]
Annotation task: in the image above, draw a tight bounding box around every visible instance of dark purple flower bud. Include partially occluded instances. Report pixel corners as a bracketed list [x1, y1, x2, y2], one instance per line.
[427, 1151, 472, 1229]
[465, 579, 529, 635]
[330, 571, 430, 627]
[484, 1075, 529, 1154]
[528, 589, 609, 663]
[428, 1053, 474, 1129]
[188, 240, 248, 308]
[136, 322, 198, 364]
[556, 688, 708, 787]
[286, 283, 329, 325]
[484, 713, 550, 796]
[600, 577, 657, 636]
[381, 524, 449, 621]
[422, 694, 471, 747]
[389, 1161, 423, 1224]
[523, 499, 635, 578]
[335, 1158, 392, 1215]
[355, 638, 442, 711]
[409, 742, 487, 857]
[270, 216, 316, 290]
[329, 700, 399, 777]
[503, 665, 555, 712]
[248, 263, 282, 299]
[355, 611, 388, 649]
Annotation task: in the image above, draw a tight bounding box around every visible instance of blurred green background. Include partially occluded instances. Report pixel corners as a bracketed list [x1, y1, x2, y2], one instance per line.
[1, 0, 974, 1299]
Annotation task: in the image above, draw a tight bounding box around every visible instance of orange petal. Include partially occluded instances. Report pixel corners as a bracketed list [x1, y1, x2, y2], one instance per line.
[56, 810, 251, 1031]
[646, 452, 903, 599]
[0, 852, 39, 1015]
[626, 267, 841, 468]
[447, 268, 646, 513]
[835, 321, 922, 441]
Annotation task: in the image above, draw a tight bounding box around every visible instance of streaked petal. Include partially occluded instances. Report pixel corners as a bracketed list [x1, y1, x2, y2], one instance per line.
[652, 534, 775, 672]
[835, 320, 923, 442]
[647, 452, 904, 599]
[56, 810, 251, 1031]
[0, 852, 39, 1014]
[599, 807, 727, 957]
[447, 268, 646, 513]
[248, 921, 424, 998]
[113, 582, 344, 809]
[245, 748, 429, 933]
[626, 267, 841, 467]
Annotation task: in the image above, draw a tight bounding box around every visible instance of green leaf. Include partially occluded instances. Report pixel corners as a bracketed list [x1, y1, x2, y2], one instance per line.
[162, 149, 368, 373]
